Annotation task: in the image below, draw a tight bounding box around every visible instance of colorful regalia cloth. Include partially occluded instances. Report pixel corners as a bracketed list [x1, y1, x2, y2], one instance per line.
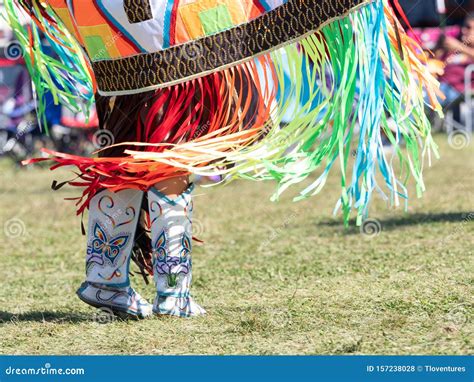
[5, 0, 442, 226]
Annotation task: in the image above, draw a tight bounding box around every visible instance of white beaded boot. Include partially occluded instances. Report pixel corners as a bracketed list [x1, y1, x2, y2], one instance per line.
[148, 183, 206, 317]
[76, 188, 153, 319]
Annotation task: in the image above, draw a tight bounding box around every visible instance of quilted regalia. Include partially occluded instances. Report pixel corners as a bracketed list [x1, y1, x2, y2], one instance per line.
[5, 0, 441, 225]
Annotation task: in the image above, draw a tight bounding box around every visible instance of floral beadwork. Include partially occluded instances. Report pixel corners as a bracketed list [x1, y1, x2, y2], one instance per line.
[153, 230, 191, 288]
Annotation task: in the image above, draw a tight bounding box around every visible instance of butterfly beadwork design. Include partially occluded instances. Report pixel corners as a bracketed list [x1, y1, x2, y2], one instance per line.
[87, 222, 130, 266]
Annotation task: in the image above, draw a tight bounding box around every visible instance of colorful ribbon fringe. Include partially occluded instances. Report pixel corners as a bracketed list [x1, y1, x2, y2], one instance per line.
[3, 0, 95, 130]
[7, 0, 442, 225]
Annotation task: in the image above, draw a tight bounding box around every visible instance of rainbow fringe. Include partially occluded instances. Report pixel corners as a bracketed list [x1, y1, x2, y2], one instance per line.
[6, 0, 442, 225]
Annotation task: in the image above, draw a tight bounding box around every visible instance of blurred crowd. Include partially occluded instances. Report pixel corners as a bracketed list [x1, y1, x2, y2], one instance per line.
[400, 0, 474, 131]
[0, 3, 98, 165]
[0, 0, 472, 166]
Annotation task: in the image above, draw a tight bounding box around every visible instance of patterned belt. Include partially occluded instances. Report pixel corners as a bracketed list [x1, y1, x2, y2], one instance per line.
[92, 0, 367, 95]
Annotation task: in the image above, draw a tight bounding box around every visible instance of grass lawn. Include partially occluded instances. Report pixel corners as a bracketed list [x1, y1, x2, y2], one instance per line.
[0, 133, 472, 355]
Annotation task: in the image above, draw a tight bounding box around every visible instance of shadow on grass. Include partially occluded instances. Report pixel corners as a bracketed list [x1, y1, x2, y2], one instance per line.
[318, 212, 472, 232]
[0, 310, 89, 324]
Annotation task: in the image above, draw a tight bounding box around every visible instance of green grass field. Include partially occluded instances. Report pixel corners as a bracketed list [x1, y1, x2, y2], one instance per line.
[0, 133, 472, 355]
